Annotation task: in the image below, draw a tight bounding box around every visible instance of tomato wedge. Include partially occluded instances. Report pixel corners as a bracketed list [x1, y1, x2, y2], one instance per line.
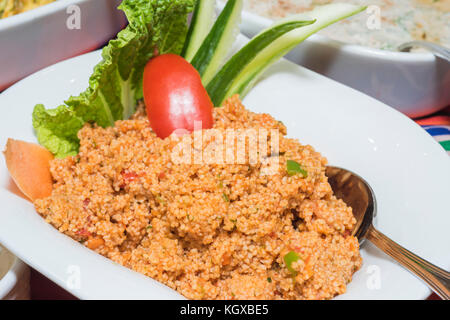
[143, 54, 214, 139]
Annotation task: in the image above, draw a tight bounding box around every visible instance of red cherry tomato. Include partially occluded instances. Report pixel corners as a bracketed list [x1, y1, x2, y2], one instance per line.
[143, 54, 214, 139]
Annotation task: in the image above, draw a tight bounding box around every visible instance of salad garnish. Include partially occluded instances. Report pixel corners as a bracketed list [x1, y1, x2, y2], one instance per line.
[32, 0, 195, 158]
[143, 53, 214, 139]
[206, 3, 366, 106]
[189, 0, 243, 85]
[31, 0, 365, 158]
[181, 0, 216, 61]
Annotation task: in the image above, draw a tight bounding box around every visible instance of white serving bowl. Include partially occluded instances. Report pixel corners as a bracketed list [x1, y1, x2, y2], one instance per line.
[219, 3, 450, 118]
[0, 0, 126, 91]
[0, 246, 30, 300]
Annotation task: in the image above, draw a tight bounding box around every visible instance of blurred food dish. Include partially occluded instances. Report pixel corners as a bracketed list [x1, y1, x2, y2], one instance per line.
[240, 0, 450, 51]
[0, 0, 56, 19]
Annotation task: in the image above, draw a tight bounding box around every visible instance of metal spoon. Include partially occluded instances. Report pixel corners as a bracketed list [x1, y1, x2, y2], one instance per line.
[398, 40, 450, 62]
[325, 166, 450, 300]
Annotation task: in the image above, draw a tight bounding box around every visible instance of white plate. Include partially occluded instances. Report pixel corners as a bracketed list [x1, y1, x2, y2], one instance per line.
[217, 1, 450, 118]
[0, 36, 449, 300]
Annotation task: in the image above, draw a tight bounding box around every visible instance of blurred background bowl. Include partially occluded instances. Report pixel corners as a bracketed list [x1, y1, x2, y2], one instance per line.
[218, 2, 450, 118]
[0, 245, 30, 300]
[0, 0, 126, 91]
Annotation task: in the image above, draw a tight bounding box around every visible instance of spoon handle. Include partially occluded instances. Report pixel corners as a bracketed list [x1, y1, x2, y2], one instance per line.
[398, 40, 450, 62]
[367, 225, 450, 300]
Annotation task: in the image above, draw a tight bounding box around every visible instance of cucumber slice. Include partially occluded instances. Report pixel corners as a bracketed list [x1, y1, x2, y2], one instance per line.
[206, 20, 315, 106]
[207, 3, 366, 106]
[181, 0, 216, 61]
[190, 0, 243, 86]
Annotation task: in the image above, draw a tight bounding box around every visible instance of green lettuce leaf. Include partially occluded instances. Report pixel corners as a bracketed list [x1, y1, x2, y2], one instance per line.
[32, 0, 194, 158]
[32, 104, 85, 157]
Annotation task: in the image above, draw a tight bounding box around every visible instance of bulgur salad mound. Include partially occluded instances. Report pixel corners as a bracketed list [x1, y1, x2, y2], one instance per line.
[35, 96, 362, 300]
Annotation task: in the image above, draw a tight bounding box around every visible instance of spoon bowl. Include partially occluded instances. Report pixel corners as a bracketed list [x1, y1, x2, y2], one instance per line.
[325, 166, 375, 242]
[326, 166, 450, 300]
